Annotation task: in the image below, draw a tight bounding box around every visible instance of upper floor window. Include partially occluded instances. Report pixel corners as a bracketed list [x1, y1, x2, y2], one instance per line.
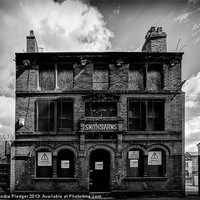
[37, 99, 73, 132]
[93, 67, 109, 90]
[128, 99, 164, 131]
[147, 64, 163, 90]
[39, 64, 55, 90]
[129, 63, 163, 91]
[39, 64, 73, 91]
[58, 64, 73, 90]
[129, 64, 145, 90]
[85, 102, 117, 117]
[38, 100, 54, 131]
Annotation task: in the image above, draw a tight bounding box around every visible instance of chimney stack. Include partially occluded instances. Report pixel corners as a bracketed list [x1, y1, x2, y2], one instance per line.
[142, 27, 167, 52]
[26, 30, 38, 53]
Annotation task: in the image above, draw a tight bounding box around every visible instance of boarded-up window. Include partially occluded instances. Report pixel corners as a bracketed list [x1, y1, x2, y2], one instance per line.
[58, 65, 73, 90]
[128, 99, 164, 131]
[93, 68, 108, 90]
[57, 149, 74, 177]
[39, 64, 55, 90]
[36, 150, 53, 178]
[129, 64, 145, 90]
[147, 65, 162, 90]
[127, 149, 144, 177]
[147, 149, 166, 177]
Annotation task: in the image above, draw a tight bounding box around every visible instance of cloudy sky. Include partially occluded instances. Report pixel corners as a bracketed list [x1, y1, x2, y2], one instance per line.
[0, 0, 200, 152]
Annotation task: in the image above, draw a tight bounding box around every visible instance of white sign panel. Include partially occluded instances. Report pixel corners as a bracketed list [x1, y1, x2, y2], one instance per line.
[128, 151, 139, 159]
[148, 151, 162, 165]
[95, 162, 103, 170]
[38, 152, 52, 166]
[130, 160, 138, 168]
[61, 160, 70, 169]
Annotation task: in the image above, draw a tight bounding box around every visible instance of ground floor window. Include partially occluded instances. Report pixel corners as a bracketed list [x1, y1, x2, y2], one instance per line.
[147, 149, 166, 177]
[36, 149, 75, 178]
[127, 149, 144, 177]
[57, 149, 74, 177]
[126, 148, 166, 177]
[36, 150, 53, 178]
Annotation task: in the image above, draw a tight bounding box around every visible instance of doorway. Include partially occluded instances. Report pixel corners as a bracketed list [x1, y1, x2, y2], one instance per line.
[89, 149, 110, 192]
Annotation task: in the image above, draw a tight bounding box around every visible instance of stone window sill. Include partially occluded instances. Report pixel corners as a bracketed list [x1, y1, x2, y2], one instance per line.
[32, 178, 77, 182]
[123, 177, 168, 181]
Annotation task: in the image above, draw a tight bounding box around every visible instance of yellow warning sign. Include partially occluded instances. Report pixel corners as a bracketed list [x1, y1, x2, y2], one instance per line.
[148, 151, 162, 165]
[38, 152, 52, 166]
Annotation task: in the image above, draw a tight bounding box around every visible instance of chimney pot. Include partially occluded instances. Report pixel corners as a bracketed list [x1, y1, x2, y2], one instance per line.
[30, 30, 34, 36]
[157, 27, 162, 32]
[150, 27, 156, 32]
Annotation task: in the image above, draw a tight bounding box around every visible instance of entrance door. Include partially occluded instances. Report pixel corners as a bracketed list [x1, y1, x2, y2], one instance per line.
[90, 149, 110, 192]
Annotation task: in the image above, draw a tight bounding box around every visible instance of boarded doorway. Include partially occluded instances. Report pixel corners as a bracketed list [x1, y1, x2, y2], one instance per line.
[90, 149, 110, 192]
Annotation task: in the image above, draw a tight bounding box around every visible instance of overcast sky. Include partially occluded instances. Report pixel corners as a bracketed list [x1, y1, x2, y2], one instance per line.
[0, 0, 200, 152]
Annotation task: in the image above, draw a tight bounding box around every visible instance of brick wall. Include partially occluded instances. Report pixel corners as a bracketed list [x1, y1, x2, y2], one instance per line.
[16, 61, 182, 93]
[142, 27, 167, 52]
[13, 52, 184, 194]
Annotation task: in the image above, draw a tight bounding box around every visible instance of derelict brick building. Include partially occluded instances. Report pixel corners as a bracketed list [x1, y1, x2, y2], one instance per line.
[11, 27, 185, 196]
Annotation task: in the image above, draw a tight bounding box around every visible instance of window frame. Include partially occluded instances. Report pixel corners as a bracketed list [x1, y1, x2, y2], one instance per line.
[85, 101, 117, 117]
[39, 64, 56, 91]
[57, 149, 75, 178]
[36, 98, 74, 132]
[147, 149, 166, 177]
[128, 97, 165, 131]
[93, 66, 109, 90]
[127, 149, 144, 177]
[36, 150, 53, 178]
[129, 62, 164, 91]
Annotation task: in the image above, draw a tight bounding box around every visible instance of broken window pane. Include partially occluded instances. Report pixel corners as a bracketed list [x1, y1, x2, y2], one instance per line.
[85, 102, 117, 117]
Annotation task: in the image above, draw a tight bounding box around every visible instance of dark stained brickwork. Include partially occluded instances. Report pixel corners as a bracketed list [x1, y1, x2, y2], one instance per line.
[11, 28, 185, 196]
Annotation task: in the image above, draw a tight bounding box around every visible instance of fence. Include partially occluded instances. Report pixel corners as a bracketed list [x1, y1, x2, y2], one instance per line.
[185, 154, 199, 195]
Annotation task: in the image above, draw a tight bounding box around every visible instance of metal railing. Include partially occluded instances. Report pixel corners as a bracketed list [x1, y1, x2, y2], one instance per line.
[185, 159, 199, 195]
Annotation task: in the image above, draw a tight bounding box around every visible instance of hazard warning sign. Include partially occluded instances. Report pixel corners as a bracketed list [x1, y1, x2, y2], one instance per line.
[148, 151, 162, 165]
[38, 152, 52, 166]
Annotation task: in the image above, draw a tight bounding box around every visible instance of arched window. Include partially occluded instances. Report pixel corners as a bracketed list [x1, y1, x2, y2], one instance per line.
[36, 150, 53, 178]
[147, 149, 166, 177]
[127, 149, 144, 177]
[57, 149, 74, 178]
